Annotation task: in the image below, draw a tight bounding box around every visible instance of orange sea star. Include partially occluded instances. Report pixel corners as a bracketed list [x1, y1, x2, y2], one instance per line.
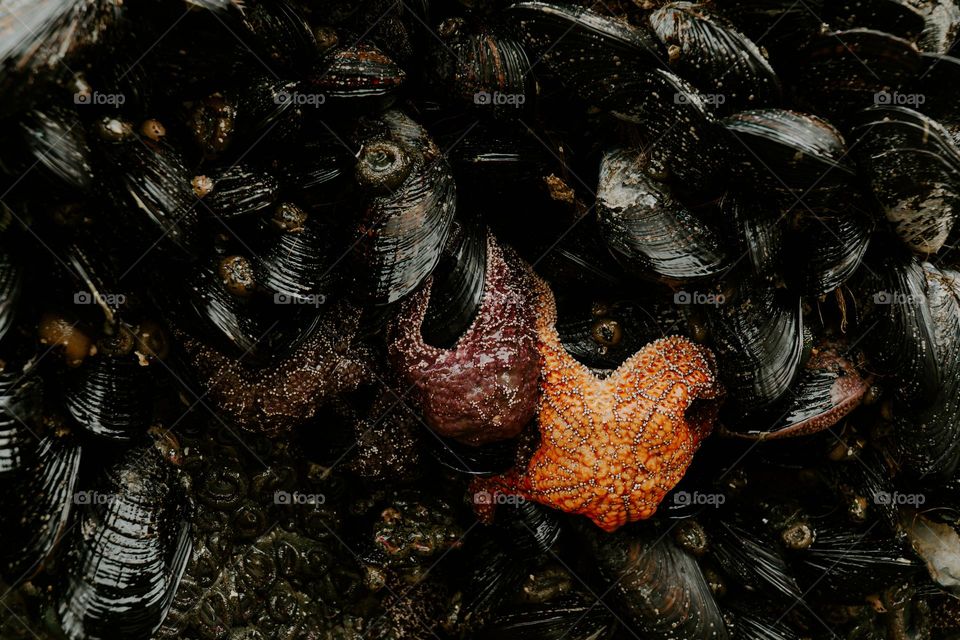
[471, 276, 723, 532]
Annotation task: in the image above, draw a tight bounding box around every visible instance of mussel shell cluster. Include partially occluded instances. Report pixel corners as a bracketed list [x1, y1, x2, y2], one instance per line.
[0, 0, 960, 639]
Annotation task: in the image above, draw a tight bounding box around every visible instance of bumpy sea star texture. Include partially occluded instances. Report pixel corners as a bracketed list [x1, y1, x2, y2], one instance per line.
[179, 302, 371, 436]
[388, 233, 540, 445]
[472, 277, 723, 531]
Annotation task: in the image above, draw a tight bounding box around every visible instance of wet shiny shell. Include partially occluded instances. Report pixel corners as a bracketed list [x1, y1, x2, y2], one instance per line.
[649, 2, 781, 112]
[597, 147, 730, 283]
[353, 110, 457, 304]
[57, 441, 191, 640]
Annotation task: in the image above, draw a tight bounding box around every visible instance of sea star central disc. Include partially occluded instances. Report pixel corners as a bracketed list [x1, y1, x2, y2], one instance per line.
[472, 277, 723, 532]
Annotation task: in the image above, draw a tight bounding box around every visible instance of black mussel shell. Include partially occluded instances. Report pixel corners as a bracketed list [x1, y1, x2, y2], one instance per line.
[725, 340, 870, 440]
[308, 40, 406, 109]
[421, 215, 486, 348]
[853, 250, 940, 407]
[201, 164, 280, 224]
[433, 28, 536, 118]
[725, 195, 783, 283]
[0, 239, 22, 344]
[556, 295, 681, 370]
[352, 110, 457, 305]
[63, 352, 153, 440]
[795, 29, 923, 121]
[0, 368, 41, 476]
[784, 201, 874, 296]
[649, 2, 781, 113]
[0, 432, 81, 583]
[702, 276, 804, 413]
[19, 106, 95, 191]
[239, 0, 318, 76]
[92, 117, 201, 256]
[597, 147, 731, 283]
[0, 0, 123, 117]
[606, 69, 728, 191]
[57, 438, 191, 640]
[852, 105, 960, 255]
[723, 108, 855, 200]
[183, 255, 320, 363]
[787, 522, 923, 601]
[892, 263, 960, 477]
[507, 1, 664, 106]
[582, 525, 729, 639]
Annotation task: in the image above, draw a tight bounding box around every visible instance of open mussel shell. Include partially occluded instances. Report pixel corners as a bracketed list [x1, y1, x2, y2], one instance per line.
[597, 147, 731, 283]
[581, 525, 729, 639]
[308, 40, 406, 110]
[388, 233, 539, 445]
[852, 105, 960, 255]
[56, 437, 191, 640]
[853, 250, 940, 407]
[891, 264, 960, 477]
[649, 1, 781, 113]
[506, 1, 664, 106]
[723, 340, 870, 440]
[0, 431, 81, 583]
[700, 276, 804, 413]
[722, 109, 855, 200]
[432, 28, 536, 118]
[352, 110, 456, 305]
